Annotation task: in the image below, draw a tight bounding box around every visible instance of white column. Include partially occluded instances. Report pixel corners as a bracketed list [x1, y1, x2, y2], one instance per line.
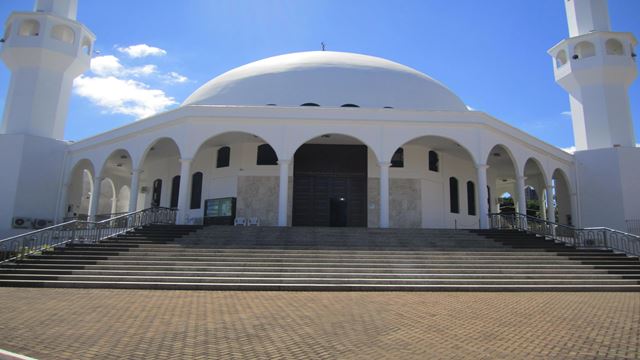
[110, 194, 117, 215]
[379, 161, 391, 228]
[176, 158, 192, 225]
[516, 175, 527, 215]
[88, 176, 103, 221]
[546, 185, 556, 223]
[58, 182, 70, 222]
[476, 164, 489, 229]
[128, 169, 141, 213]
[278, 159, 291, 227]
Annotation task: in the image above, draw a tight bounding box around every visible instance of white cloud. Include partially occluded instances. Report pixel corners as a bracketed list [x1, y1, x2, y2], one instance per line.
[73, 75, 177, 118]
[561, 111, 572, 117]
[162, 71, 189, 84]
[118, 44, 167, 58]
[90, 55, 157, 77]
[561, 146, 576, 154]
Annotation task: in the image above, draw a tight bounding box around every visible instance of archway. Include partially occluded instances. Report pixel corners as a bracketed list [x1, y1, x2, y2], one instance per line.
[523, 158, 549, 219]
[552, 169, 573, 225]
[191, 131, 280, 225]
[486, 145, 518, 215]
[138, 138, 181, 209]
[116, 185, 130, 213]
[65, 159, 95, 220]
[99, 149, 133, 215]
[389, 135, 477, 229]
[97, 178, 116, 218]
[291, 134, 373, 227]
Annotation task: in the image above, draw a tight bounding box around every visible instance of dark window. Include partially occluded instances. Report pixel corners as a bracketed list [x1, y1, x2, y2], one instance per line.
[170, 175, 180, 208]
[429, 151, 439, 172]
[467, 181, 476, 216]
[190, 172, 203, 209]
[341, 104, 359, 108]
[301, 103, 320, 107]
[256, 144, 278, 165]
[449, 177, 459, 213]
[390, 148, 404, 168]
[151, 179, 162, 207]
[216, 146, 230, 168]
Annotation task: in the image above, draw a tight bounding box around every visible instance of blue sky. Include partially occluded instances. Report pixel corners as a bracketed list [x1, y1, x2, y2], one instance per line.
[0, 0, 639, 151]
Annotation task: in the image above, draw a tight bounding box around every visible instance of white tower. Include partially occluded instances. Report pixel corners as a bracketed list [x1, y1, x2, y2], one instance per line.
[0, 0, 95, 139]
[549, 0, 637, 151]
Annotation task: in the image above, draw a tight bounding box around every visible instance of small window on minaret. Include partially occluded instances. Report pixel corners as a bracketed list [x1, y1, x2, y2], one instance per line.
[18, 19, 40, 37]
[556, 50, 568, 67]
[82, 37, 92, 55]
[51, 25, 75, 44]
[605, 39, 624, 56]
[574, 41, 596, 59]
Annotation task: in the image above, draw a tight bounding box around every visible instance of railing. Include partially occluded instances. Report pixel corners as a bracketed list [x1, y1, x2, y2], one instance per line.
[489, 212, 640, 257]
[627, 219, 640, 236]
[0, 207, 177, 263]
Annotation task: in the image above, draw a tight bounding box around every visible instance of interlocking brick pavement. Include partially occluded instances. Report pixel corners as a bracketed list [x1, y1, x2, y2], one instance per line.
[0, 289, 637, 359]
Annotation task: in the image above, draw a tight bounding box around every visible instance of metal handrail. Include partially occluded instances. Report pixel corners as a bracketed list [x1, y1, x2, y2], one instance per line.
[489, 212, 640, 257]
[0, 207, 177, 263]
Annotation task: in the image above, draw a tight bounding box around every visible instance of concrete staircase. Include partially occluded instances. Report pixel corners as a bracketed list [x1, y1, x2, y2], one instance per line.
[0, 225, 639, 291]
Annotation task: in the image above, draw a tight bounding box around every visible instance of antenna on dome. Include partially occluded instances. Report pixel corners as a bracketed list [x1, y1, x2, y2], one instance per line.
[321, 42, 326, 51]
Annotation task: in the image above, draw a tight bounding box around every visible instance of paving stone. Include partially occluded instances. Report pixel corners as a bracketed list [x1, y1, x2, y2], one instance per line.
[0, 289, 637, 359]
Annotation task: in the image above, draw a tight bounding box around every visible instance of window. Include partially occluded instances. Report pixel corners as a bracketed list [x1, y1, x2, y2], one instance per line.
[51, 24, 74, 44]
[390, 148, 404, 168]
[341, 104, 360, 108]
[190, 172, 203, 209]
[428, 151, 439, 172]
[151, 179, 162, 207]
[556, 49, 568, 67]
[467, 181, 476, 216]
[170, 175, 180, 208]
[574, 41, 595, 59]
[216, 146, 230, 168]
[449, 177, 459, 213]
[256, 144, 278, 165]
[301, 103, 320, 106]
[605, 38, 624, 55]
[18, 19, 39, 37]
[81, 37, 92, 55]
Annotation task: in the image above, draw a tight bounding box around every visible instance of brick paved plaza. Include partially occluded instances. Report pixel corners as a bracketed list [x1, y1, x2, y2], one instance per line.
[0, 289, 637, 359]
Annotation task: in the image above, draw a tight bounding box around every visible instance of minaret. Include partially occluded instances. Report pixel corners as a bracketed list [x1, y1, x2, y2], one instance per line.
[549, 0, 637, 151]
[0, 0, 95, 140]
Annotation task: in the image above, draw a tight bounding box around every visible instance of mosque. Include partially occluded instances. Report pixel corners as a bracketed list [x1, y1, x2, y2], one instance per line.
[0, 0, 638, 238]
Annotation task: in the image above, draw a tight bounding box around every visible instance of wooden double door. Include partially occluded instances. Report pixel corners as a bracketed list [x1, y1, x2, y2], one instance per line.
[292, 144, 367, 227]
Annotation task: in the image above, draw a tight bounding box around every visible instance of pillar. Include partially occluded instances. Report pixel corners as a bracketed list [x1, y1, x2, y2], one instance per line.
[58, 182, 70, 222]
[278, 159, 291, 227]
[516, 175, 527, 215]
[379, 161, 390, 228]
[176, 158, 192, 224]
[476, 164, 489, 229]
[570, 192, 579, 227]
[88, 176, 103, 221]
[546, 185, 556, 223]
[128, 169, 141, 213]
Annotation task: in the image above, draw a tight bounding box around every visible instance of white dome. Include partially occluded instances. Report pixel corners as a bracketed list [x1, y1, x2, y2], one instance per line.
[182, 51, 467, 111]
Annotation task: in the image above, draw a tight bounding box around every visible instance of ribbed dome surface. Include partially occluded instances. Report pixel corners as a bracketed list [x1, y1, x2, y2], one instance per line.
[183, 51, 467, 111]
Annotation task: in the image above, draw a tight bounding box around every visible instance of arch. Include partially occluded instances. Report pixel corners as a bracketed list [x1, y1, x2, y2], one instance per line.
[486, 144, 518, 215]
[81, 36, 92, 55]
[552, 168, 573, 226]
[449, 177, 459, 214]
[387, 133, 478, 165]
[301, 103, 320, 107]
[605, 38, 625, 55]
[523, 157, 549, 189]
[290, 132, 381, 163]
[99, 149, 133, 177]
[574, 41, 596, 59]
[341, 104, 360, 108]
[51, 24, 75, 44]
[190, 172, 203, 209]
[66, 159, 96, 220]
[18, 19, 39, 37]
[137, 137, 182, 169]
[191, 131, 281, 165]
[556, 49, 568, 67]
[485, 143, 519, 171]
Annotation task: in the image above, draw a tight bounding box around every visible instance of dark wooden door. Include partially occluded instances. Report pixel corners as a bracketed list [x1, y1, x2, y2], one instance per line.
[292, 144, 367, 227]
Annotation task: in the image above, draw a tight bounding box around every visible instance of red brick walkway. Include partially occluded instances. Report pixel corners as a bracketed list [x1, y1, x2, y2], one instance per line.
[0, 289, 637, 359]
